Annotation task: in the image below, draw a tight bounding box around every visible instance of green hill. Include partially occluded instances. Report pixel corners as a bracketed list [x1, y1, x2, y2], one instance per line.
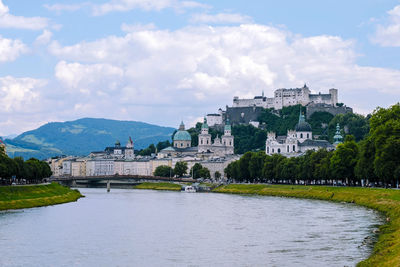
[5, 118, 175, 159]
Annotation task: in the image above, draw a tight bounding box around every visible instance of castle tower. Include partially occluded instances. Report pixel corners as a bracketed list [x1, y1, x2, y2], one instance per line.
[125, 136, 135, 159]
[198, 117, 212, 152]
[329, 88, 338, 106]
[222, 119, 234, 154]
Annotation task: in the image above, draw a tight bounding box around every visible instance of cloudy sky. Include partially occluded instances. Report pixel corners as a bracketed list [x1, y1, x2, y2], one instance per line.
[1, 0, 400, 136]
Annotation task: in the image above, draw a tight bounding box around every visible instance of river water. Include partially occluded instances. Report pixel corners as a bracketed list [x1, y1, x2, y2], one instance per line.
[0, 188, 382, 267]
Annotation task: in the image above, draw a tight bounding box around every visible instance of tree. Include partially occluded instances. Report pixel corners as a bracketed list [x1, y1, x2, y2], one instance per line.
[249, 151, 266, 182]
[330, 135, 359, 184]
[214, 171, 221, 180]
[198, 167, 211, 179]
[174, 161, 188, 177]
[355, 138, 377, 185]
[154, 165, 174, 177]
[190, 163, 203, 179]
[369, 104, 400, 186]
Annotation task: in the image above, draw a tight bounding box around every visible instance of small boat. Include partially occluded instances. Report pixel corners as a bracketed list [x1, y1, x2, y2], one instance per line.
[184, 185, 196, 193]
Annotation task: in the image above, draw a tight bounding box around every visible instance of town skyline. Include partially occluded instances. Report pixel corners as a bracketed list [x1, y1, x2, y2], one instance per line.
[1, 0, 400, 136]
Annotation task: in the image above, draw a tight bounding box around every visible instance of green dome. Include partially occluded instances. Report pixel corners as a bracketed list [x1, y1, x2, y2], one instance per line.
[295, 113, 312, 132]
[174, 130, 191, 141]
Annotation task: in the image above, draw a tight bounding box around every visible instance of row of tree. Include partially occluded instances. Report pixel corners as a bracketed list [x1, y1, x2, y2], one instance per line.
[225, 104, 400, 187]
[0, 147, 52, 184]
[153, 162, 212, 179]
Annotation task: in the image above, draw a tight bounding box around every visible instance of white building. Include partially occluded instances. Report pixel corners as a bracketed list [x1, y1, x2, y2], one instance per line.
[266, 112, 334, 156]
[198, 118, 234, 156]
[86, 159, 115, 176]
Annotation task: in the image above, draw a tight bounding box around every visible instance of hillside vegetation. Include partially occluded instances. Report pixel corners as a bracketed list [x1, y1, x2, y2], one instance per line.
[5, 118, 174, 159]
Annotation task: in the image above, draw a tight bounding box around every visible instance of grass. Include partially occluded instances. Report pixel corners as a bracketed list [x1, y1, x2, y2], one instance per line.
[213, 184, 400, 266]
[0, 183, 83, 211]
[133, 182, 182, 191]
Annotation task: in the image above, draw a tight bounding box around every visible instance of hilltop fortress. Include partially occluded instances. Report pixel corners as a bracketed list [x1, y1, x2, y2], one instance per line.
[207, 84, 352, 127]
[232, 84, 337, 110]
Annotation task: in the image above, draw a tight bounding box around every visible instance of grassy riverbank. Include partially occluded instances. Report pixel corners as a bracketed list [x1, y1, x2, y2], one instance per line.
[0, 183, 83, 211]
[213, 184, 400, 266]
[133, 182, 182, 191]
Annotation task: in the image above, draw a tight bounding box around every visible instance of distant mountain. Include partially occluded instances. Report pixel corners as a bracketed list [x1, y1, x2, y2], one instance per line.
[5, 118, 175, 160]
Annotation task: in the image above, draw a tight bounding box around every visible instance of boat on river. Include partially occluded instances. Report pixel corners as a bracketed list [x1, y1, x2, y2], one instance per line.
[184, 185, 196, 193]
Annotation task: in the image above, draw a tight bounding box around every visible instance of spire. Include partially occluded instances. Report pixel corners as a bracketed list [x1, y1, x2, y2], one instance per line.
[262, 90, 264, 97]
[303, 83, 307, 88]
[334, 123, 343, 145]
[179, 121, 185, 131]
[298, 107, 305, 124]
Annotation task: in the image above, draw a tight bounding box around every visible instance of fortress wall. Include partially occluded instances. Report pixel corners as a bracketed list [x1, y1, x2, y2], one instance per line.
[306, 104, 353, 119]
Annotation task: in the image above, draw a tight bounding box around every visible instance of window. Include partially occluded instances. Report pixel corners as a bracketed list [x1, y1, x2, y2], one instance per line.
[272, 148, 274, 153]
[307, 133, 309, 139]
[207, 140, 209, 144]
[300, 133, 303, 138]
[293, 145, 295, 151]
[278, 148, 281, 153]
[201, 140, 203, 145]
[267, 147, 269, 153]
[287, 146, 289, 152]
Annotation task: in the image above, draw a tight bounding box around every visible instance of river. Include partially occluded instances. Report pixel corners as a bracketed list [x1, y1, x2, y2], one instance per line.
[0, 188, 382, 267]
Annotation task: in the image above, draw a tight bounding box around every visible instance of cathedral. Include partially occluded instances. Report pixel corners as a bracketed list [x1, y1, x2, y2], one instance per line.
[265, 112, 336, 157]
[158, 119, 234, 158]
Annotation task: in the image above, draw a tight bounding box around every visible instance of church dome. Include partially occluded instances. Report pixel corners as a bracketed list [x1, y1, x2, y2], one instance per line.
[173, 130, 191, 141]
[295, 113, 312, 132]
[173, 121, 191, 141]
[295, 121, 312, 132]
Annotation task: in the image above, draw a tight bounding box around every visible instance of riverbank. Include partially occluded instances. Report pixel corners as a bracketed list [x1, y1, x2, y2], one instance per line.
[0, 183, 83, 211]
[213, 184, 400, 266]
[133, 182, 182, 191]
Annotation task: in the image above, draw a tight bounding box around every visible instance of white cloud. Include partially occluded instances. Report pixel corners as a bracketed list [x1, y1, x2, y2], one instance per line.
[91, 0, 209, 16]
[35, 30, 53, 45]
[121, 23, 156, 32]
[0, 35, 28, 62]
[0, 76, 47, 113]
[0, 0, 48, 30]
[190, 13, 253, 24]
[46, 24, 400, 125]
[43, 3, 88, 13]
[372, 5, 400, 46]
[55, 61, 124, 94]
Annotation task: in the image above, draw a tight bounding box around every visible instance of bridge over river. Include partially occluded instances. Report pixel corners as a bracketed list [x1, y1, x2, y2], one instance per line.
[49, 175, 196, 188]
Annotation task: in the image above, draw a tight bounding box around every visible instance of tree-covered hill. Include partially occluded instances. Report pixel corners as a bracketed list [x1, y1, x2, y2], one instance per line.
[5, 118, 175, 159]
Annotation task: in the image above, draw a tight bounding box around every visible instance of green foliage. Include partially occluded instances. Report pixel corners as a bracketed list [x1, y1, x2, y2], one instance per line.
[0, 152, 51, 184]
[190, 163, 210, 179]
[259, 105, 306, 135]
[214, 171, 221, 179]
[368, 104, 400, 185]
[138, 144, 156, 156]
[174, 161, 188, 177]
[153, 165, 174, 177]
[308, 112, 334, 137]
[327, 113, 369, 142]
[330, 135, 359, 181]
[232, 125, 267, 154]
